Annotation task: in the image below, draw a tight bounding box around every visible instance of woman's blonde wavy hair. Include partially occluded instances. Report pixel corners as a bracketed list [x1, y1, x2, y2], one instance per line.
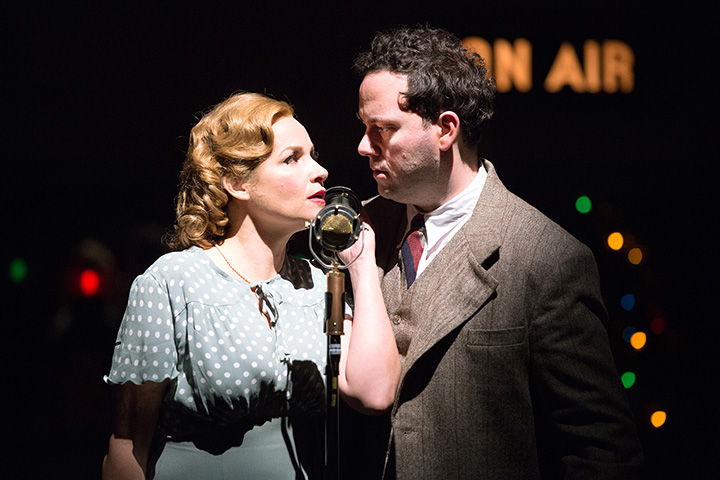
[166, 92, 294, 250]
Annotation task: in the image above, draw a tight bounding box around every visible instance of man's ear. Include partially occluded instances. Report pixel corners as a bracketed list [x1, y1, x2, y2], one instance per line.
[222, 175, 251, 201]
[437, 111, 460, 152]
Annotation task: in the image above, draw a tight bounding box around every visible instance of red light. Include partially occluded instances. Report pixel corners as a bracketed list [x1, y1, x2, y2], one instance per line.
[650, 317, 665, 334]
[79, 269, 101, 297]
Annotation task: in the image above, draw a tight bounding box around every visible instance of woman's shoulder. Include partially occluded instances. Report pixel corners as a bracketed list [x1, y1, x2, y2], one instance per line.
[138, 246, 211, 281]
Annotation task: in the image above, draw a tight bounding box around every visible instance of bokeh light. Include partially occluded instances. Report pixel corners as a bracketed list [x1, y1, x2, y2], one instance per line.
[575, 195, 592, 214]
[608, 232, 624, 250]
[630, 331, 647, 350]
[79, 268, 101, 297]
[650, 317, 666, 334]
[620, 371, 636, 389]
[650, 410, 667, 428]
[622, 326, 637, 343]
[628, 247, 643, 264]
[621, 294, 636, 311]
[9, 258, 28, 283]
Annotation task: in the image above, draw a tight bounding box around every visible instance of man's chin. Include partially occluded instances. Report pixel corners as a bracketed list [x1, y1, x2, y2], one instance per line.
[377, 187, 400, 203]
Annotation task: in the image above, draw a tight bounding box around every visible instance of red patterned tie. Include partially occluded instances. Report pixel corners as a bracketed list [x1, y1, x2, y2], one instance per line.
[401, 214, 425, 288]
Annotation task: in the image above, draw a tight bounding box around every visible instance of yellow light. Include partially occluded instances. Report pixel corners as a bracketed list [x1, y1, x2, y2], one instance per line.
[650, 410, 667, 428]
[630, 331, 647, 350]
[628, 247, 643, 264]
[607, 232, 624, 250]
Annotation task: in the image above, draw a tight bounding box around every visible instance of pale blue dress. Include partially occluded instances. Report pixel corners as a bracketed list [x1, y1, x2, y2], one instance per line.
[105, 246, 338, 479]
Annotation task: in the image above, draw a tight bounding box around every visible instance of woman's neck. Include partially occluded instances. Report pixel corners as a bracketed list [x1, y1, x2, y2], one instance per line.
[214, 201, 302, 282]
[217, 226, 288, 282]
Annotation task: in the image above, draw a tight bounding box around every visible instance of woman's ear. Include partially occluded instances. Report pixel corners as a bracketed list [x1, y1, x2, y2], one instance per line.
[222, 175, 251, 201]
[437, 111, 460, 152]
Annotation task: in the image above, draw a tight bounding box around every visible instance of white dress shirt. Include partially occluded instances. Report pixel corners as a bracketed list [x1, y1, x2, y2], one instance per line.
[403, 163, 488, 277]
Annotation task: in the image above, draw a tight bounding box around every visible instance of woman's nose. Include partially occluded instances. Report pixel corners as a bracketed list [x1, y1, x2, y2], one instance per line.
[312, 159, 328, 183]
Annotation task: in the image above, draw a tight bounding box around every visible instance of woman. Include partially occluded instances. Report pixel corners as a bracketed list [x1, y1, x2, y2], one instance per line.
[102, 92, 400, 479]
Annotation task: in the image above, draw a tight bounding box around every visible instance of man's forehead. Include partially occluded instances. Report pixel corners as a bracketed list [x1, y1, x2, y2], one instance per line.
[358, 73, 409, 119]
[360, 71, 408, 95]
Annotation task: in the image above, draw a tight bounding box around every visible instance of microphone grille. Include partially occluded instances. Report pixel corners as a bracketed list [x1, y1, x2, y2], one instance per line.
[320, 214, 354, 249]
[321, 214, 353, 234]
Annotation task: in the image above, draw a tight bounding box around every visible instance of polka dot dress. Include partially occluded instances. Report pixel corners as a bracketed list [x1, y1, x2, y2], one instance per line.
[105, 246, 337, 455]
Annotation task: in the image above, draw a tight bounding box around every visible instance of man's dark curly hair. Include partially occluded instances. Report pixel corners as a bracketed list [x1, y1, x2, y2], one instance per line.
[354, 24, 496, 153]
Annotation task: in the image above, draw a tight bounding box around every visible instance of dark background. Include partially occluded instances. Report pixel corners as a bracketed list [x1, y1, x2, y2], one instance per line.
[4, 2, 716, 478]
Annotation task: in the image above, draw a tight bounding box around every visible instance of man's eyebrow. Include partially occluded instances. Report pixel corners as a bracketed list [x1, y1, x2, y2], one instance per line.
[357, 113, 392, 125]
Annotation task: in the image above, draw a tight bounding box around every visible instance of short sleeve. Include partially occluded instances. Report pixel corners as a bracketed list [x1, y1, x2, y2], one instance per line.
[104, 272, 180, 385]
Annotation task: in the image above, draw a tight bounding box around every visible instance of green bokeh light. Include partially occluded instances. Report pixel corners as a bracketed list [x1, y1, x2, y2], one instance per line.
[9, 258, 28, 283]
[575, 195, 592, 214]
[620, 371, 636, 389]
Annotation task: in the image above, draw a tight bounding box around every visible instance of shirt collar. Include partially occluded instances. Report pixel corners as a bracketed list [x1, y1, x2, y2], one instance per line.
[406, 163, 487, 236]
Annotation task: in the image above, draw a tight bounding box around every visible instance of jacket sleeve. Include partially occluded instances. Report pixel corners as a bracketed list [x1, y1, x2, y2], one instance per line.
[527, 232, 644, 479]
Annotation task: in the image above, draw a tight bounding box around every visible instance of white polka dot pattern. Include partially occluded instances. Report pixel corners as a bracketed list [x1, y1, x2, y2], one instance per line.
[105, 246, 338, 429]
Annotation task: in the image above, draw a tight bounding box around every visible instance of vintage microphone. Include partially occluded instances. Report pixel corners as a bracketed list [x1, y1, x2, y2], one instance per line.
[308, 186, 362, 480]
[311, 186, 363, 254]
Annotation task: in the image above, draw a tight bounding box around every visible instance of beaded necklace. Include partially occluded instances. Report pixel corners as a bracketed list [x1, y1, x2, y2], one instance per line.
[215, 244, 253, 284]
[215, 244, 276, 329]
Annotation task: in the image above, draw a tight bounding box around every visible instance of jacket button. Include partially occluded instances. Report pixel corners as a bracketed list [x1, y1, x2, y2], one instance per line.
[392, 315, 401, 325]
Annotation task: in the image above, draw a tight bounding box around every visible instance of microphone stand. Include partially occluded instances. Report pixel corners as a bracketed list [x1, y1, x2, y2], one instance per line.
[324, 262, 345, 480]
[308, 185, 363, 480]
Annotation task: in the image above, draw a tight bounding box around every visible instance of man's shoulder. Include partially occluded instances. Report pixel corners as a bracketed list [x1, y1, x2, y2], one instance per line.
[495, 192, 594, 264]
[474, 170, 589, 257]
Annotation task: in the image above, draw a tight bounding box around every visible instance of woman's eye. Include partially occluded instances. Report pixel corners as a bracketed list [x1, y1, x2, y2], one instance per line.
[284, 154, 298, 164]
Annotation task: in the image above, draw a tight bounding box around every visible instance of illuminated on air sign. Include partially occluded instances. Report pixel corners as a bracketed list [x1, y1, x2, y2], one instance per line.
[461, 38, 635, 93]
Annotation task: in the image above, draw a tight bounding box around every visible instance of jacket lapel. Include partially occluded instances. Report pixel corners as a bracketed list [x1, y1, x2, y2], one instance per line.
[362, 160, 512, 388]
[398, 160, 510, 378]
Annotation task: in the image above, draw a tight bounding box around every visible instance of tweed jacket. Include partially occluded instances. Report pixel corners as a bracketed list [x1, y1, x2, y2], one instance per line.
[361, 160, 643, 479]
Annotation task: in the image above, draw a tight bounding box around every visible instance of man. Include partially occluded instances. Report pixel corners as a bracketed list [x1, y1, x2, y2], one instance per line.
[348, 25, 644, 479]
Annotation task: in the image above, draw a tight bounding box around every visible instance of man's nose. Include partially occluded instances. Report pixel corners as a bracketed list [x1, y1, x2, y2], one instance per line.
[358, 132, 375, 157]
